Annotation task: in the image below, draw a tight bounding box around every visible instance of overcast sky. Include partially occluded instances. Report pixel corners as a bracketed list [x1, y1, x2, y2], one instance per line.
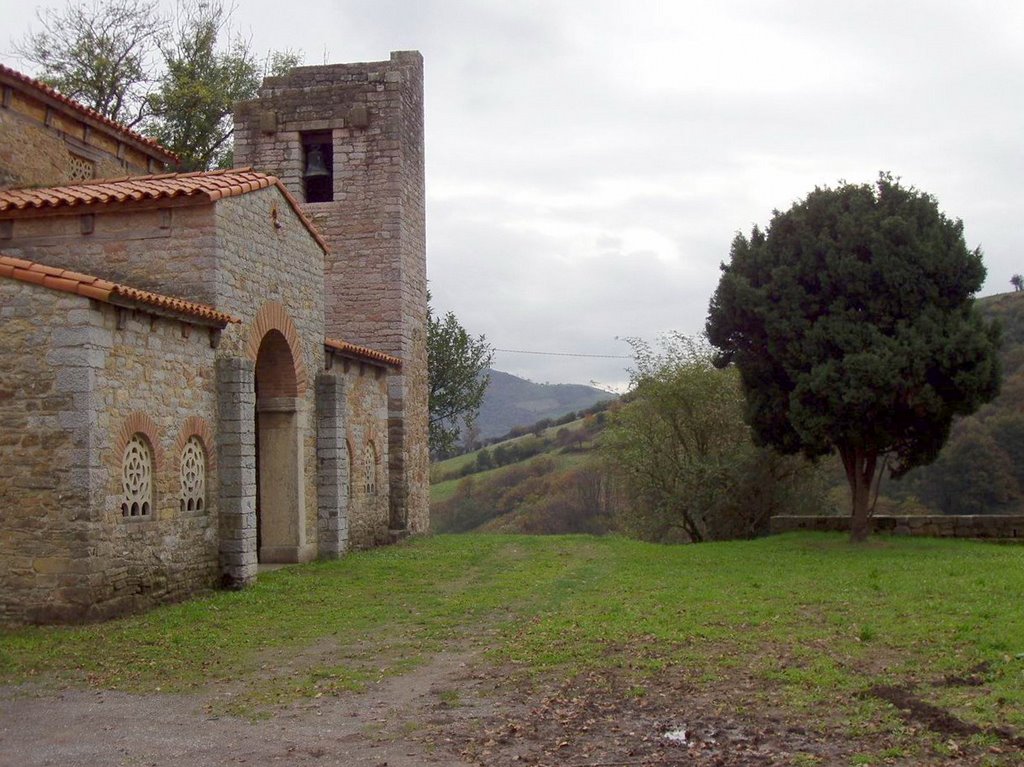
[4, 1, 1023, 389]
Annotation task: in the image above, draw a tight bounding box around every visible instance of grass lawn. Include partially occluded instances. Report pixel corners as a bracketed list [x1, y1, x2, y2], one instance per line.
[2, 533, 1023, 758]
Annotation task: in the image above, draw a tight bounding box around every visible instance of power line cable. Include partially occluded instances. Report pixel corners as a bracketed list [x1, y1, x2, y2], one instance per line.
[493, 348, 631, 359]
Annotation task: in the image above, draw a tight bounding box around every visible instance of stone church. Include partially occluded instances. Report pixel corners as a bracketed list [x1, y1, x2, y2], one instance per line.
[0, 52, 429, 623]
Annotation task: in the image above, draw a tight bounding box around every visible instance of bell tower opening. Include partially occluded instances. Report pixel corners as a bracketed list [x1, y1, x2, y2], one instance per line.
[302, 132, 333, 203]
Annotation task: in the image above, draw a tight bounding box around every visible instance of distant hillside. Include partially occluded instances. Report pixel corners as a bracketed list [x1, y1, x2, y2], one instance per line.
[977, 290, 1024, 368]
[475, 369, 616, 440]
[431, 411, 616, 534]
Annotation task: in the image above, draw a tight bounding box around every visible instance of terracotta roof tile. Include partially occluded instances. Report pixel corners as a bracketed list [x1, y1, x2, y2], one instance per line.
[0, 254, 239, 327]
[325, 338, 402, 368]
[0, 168, 264, 210]
[0, 64, 178, 163]
[0, 168, 329, 254]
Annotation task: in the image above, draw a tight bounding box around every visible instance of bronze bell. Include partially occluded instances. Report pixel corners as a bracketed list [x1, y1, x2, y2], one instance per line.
[303, 145, 329, 178]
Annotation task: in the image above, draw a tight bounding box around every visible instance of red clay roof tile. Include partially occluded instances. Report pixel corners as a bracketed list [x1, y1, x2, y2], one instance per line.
[324, 338, 402, 368]
[76, 284, 111, 302]
[0, 254, 239, 327]
[0, 255, 32, 270]
[0, 64, 178, 163]
[0, 168, 329, 254]
[16, 268, 46, 286]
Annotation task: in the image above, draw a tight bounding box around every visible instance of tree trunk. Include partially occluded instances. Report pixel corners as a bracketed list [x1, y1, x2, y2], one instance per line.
[840, 446, 877, 543]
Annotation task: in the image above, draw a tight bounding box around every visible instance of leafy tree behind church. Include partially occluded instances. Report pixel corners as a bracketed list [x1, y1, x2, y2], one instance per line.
[15, 0, 300, 170]
[707, 174, 1000, 541]
[15, 0, 165, 127]
[428, 299, 493, 457]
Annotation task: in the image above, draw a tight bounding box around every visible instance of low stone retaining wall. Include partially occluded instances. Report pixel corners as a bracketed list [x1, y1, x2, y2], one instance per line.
[770, 515, 1024, 539]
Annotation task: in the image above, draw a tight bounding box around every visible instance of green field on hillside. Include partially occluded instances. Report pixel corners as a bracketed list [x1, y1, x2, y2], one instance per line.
[431, 417, 589, 479]
[2, 534, 1022, 757]
[430, 415, 598, 514]
[430, 448, 589, 506]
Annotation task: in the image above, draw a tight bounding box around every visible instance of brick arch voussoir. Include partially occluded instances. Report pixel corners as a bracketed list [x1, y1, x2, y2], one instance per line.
[115, 411, 163, 471]
[344, 436, 356, 496]
[174, 416, 217, 471]
[244, 302, 308, 397]
[366, 434, 381, 464]
[351, 429, 379, 462]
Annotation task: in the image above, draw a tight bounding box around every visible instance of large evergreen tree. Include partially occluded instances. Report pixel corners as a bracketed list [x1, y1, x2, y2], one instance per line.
[706, 174, 1001, 541]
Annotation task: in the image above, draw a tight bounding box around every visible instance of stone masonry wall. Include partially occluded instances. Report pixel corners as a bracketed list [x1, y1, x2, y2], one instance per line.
[216, 357, 257, 587]
[771, 515, 1024, 539]
[0, 80, 165, 189]
[392, 55, 430, 535]
[90, 304, 221, 620]
[338, 358, 391, 549]
[0, 203, 219, 305]
[3, 187, 330, 573]
[0, 282, 89, 623]
[234, 51, 429, 537]
[316, 372, 349, 558]
[0, 280, 220, 623]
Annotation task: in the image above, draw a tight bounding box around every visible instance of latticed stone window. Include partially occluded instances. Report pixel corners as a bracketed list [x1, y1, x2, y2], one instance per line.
[68, 152, 95, 182]
[179, 436, 206, 512]
[364, 443, 377, 496]
[121, 434, 153, 518]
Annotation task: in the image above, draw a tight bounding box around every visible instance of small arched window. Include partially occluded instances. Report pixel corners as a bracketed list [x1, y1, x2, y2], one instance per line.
[180, 436, 206, 513]
[121, 434, 153, 517]
[364, 442, 377, 496]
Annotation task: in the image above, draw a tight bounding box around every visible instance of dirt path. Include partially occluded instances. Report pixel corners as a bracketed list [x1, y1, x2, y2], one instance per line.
[0, 652, 485, 767]
[3, 648, 1022, 766]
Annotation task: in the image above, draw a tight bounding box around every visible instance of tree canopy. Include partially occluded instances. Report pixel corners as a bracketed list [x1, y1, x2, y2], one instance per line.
[428, 300, 494, 457]
[15, 0, 166, 127]
[15, 0, 301, 169]
[706, 173, 1000, 541]
[601, 334, 818, 543]
[145, 2, 260, 170]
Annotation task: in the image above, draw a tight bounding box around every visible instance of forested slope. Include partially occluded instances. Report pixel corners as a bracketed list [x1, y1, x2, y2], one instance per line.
[433, 291, 1024, 536]
[874, 290, 1024, 513]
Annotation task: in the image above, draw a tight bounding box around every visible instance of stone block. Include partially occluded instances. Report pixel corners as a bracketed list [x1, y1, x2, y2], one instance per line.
[32, 557, 69, 574]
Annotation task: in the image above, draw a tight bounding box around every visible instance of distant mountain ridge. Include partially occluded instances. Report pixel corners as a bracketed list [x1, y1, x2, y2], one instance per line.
[475, 369, 616, 439]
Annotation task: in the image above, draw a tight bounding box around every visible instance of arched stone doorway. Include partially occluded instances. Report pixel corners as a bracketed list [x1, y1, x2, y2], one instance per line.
[254, 329, 306, 563]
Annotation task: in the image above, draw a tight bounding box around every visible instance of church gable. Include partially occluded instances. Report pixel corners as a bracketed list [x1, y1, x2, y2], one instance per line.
[0, 168, 328, 316]
[0, 64, 177, 188]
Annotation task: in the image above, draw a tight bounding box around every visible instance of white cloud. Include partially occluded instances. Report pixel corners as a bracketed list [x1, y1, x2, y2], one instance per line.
[4, 0, 1023, 386]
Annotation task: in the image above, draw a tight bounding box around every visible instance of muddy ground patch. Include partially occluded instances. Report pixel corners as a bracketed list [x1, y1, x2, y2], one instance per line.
[4, 649, 1022, 767]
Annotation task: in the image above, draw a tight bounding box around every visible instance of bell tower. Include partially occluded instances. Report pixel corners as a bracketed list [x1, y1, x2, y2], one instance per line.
[233, 51, 429, 536]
